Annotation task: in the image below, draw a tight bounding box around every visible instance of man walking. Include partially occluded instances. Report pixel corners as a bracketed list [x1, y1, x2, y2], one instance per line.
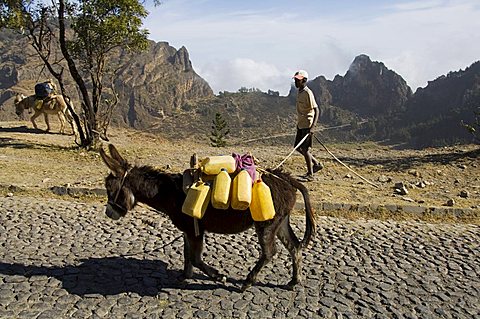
[293, 70, 323, 182]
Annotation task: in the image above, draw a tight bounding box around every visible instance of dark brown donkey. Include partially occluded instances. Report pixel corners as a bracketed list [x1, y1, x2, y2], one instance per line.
[100, 144, 316, 291]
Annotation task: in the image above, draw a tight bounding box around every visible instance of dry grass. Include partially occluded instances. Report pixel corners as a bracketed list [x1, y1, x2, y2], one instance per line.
[1, 120, 479, 224]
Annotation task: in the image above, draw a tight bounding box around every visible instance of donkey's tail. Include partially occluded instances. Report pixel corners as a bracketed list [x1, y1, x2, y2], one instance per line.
[289, 177, 316, 248]
[267, 169, 316, 248]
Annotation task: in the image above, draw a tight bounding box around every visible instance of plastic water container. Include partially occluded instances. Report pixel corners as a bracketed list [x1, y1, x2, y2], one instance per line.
[231, 169, 252, 210]
[201, 156, 236, 175]
[250, 179, 276, 221]
[211, 169, 231, 209]
[182, 181, 211, 219]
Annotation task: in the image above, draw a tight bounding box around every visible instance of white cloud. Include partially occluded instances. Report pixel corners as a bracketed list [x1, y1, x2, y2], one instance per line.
[145, 0, 480, 95]
[197, 58, 290, 94]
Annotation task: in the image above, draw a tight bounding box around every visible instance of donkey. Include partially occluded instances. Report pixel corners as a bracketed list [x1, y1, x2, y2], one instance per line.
[100, 144, 316, 291]
[14, 93, 76, 135]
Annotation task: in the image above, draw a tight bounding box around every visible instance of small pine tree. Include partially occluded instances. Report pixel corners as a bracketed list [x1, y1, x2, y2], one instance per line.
[210, 112, 230, 147]
[462, 107, 480, 144]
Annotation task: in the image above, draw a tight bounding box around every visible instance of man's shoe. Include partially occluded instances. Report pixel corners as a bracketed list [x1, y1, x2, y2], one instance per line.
[313, 163, 324, 173]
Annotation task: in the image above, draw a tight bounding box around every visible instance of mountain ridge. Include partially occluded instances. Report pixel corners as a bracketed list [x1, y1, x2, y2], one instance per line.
[0, 29, 478, 148]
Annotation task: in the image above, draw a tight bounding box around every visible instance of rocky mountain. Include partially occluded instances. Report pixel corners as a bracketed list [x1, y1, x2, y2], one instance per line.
[110, 41, 213, 129]
[0, 25, 478, 147]
[0, 31, 213, 128]
[389, 61, 480, 147]
[288, 54, 412, 118]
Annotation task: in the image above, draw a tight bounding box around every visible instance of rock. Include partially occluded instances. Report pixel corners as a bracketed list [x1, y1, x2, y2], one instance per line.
[457, 164, 467, 169]
[394, 183, 409, 195]
[345, 174, 352, 179]
[402, 197, 415, 202]
[51, 186, 68, 196]
[6, 192, 14, 197]
[445, 199, 455, 206]
[408, 169, 421, 177]
[394, 182, 405, 189]
[416, 181, 427, 188]
[42, 178, 51, 183]
[459, 190, 469, 198]
[378, 175, 391, 183]
[436, 170, 445, 176]
[8, 185, 20, 192]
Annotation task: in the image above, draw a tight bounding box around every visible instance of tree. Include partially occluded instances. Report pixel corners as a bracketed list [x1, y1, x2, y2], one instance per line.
[1, 0, 160, 148]
[462, 107, 480, 144]
[209, 112, 230, 147]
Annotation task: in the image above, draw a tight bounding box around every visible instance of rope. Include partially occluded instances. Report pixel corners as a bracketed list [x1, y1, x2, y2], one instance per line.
[239, 121, 367, 144]
[312, 133, 379, 189]
[273, 133, 309, 170]
[268, 130, 379, 189]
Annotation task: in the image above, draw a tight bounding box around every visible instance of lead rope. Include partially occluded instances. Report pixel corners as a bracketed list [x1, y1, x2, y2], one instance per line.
[313, 133, 379, 189]
[273, 133, 309, 170]
[271, 132, 379, 189]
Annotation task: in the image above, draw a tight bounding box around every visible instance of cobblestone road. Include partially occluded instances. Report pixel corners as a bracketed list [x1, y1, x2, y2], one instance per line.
[0, 196, 479, 318]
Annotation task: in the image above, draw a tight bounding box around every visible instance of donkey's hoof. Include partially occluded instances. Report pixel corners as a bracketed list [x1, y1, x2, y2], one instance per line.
[176, 274, 190, 282]
[240, 281, 252, 292]
[286, 279, 300, 290]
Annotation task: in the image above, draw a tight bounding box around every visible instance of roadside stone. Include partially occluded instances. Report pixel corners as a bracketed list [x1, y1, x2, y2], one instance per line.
[445, 199, 455, 206]
[408, 169, 421, 177]
[394, 182, 409, 195]
[415, 181, 427, 188]
[459, 190, 469, 198]
[378, 175, 391, 183]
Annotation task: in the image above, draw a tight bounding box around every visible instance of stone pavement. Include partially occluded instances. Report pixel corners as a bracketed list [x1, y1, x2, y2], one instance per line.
[0, 196, 479, 318]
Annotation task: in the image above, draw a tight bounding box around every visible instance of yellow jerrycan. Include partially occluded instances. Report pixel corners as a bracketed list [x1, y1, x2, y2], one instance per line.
[231, 169, 252, 210]
[201, 156, 236, 175]
[250, 179, 276, 221]
[211, 169, 231, 209]
[182, 181, 211, 219]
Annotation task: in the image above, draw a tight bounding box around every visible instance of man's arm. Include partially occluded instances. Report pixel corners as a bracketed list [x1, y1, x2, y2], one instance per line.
[310, 107, 319, 131]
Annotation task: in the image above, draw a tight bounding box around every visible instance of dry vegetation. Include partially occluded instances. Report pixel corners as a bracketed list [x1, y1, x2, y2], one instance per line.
[1, 120, 479, 224]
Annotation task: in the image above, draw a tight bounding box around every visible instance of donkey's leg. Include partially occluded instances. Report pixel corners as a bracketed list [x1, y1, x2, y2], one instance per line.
[58, 113, 66, 134]
[30, 112, 41, 130]
[276, 216, 303, 289]
[185, 233, 224, 281]
[179, 232, 193, 281]
[241, 223, 278, 291]
[43, 113, 51, 132]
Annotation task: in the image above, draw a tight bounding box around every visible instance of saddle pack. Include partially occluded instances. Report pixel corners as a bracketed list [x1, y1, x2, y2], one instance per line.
[181, 153, 275, 222]
[34, 82, 54, 99]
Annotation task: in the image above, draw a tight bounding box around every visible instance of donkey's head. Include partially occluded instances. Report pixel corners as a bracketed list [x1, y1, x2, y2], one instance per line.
[14, 93, 27, 116]
[100, 144, 136, 220]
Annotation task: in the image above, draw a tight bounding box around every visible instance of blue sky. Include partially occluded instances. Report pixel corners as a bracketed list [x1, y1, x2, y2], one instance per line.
[143, 0, 480, 95]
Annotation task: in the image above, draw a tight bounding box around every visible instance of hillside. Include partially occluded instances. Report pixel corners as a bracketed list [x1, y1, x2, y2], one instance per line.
[0, 25, 479, 147]
[0, 31, 213, 130]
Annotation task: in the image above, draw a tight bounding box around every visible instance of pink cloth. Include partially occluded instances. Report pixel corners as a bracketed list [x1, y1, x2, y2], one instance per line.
[232, 153, 256, 181]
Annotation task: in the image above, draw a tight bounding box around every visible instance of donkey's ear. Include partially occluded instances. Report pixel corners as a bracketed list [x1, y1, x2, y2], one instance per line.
[108, 144, 128, 168]
[100, 147, 124, 177]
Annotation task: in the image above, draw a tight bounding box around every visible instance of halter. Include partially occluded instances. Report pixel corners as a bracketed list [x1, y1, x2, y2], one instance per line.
[108, 168, 131, 212]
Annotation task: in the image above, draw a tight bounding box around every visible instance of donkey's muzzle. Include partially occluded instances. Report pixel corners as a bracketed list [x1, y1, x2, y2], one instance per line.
[105, 203, 121, 220]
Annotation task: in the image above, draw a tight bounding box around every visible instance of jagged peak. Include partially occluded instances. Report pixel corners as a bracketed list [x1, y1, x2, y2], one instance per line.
[172, 46, 193, 71]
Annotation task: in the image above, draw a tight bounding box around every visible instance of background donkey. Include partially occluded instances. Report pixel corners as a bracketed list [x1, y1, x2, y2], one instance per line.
[100, 144, 316, 291]
[14, 93, 76, 135]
